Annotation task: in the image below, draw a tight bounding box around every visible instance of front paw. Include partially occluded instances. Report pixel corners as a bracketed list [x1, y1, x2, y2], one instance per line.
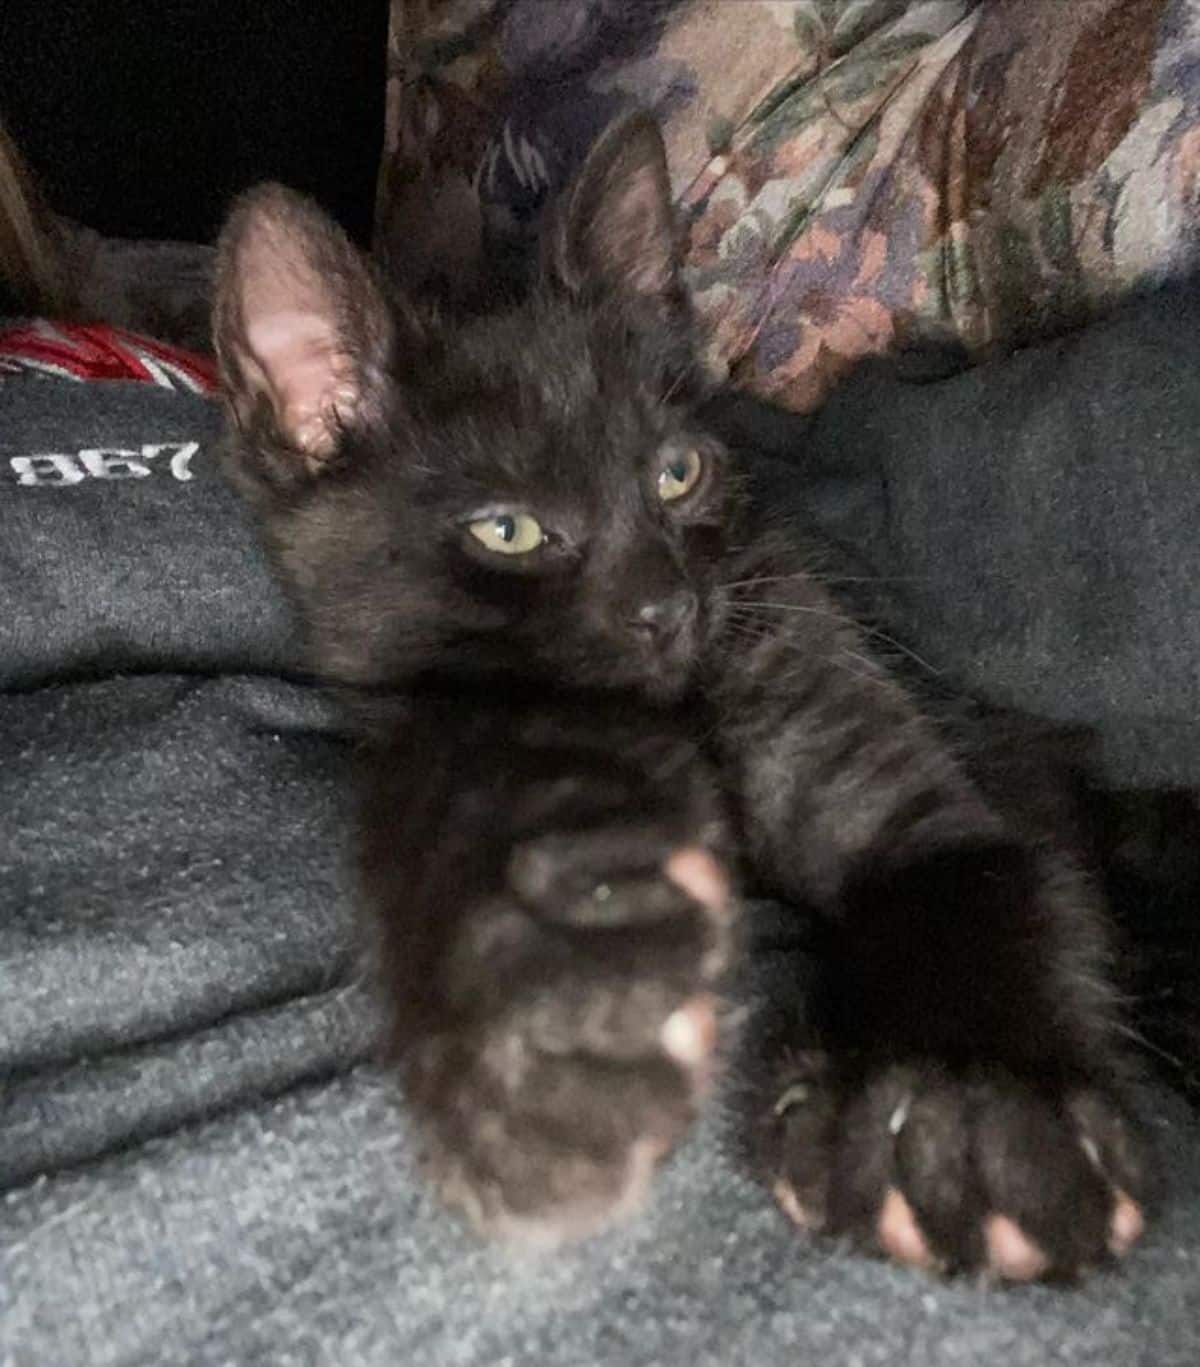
[406, 842, 734, 1247]
[762, 1056, 1149, 1280]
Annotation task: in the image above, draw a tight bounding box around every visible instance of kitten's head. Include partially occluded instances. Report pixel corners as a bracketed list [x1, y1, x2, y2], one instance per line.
[214, 114, 734, 701]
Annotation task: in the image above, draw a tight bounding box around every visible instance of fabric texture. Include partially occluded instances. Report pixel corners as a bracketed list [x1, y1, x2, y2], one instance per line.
[380, 0, 1200, 410]
[2, 304, 1200, 1361]
[0, 381, 292, 691]
[0, 320, 217, 391]
[732, 280, 1200, 788]
[28, 2, 1199, 383]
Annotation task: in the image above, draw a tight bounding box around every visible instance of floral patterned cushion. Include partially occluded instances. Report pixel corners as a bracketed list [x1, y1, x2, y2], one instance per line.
[379, 0, 1200, 410]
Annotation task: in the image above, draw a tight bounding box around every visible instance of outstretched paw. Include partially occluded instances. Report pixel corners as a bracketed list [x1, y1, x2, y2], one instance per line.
[408, 840, 735, 1247]
[761, 1055, 1148, 1280]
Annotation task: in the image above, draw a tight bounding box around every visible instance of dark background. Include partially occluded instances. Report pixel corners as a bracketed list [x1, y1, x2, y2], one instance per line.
[0, 1, 388, 244]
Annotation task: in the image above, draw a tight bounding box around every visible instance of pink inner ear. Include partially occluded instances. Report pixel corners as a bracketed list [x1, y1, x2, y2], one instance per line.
[245, 308, 359, 456]
[622, 193, 673, 297]
[565, 120, 678, 304]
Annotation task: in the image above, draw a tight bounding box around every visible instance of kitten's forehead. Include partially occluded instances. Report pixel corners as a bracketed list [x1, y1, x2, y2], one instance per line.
[460, 302, 606, 412]
[420, 298, 672, 489]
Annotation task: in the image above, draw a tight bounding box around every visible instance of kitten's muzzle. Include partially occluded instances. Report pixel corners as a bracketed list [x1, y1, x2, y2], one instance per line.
[629, 590, 698, 646]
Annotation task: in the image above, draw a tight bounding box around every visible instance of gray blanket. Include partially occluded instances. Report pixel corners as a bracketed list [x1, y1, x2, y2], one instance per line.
[3, 299, 1200, 1365]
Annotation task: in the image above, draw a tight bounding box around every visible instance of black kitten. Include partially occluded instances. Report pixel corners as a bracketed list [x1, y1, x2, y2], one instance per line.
[214, 115, 1149, 1275]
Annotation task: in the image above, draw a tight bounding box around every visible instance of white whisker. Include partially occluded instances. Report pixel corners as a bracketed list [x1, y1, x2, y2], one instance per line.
[721, 599, 942, 677]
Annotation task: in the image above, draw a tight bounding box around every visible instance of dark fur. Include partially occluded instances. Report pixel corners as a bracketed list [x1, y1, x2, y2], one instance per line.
[214, 115, 1152, 1269]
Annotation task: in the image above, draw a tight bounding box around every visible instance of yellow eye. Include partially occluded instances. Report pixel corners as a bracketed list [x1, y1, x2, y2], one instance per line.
[467, 512, 545, 555]
[657, 448, 703, 502]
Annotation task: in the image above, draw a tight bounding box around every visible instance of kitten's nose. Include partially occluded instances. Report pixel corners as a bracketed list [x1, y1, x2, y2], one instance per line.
[631, 590, 698, 642]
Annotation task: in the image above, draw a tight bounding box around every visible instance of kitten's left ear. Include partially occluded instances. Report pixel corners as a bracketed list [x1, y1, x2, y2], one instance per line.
[213, 185, 394, 470]
[549, 112, 683, 314]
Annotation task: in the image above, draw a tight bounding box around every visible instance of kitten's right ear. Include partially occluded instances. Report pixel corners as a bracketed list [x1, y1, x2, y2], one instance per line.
[213, 185, 394, 472]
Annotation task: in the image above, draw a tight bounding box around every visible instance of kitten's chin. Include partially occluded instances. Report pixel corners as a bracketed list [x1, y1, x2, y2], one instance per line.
[561, 656, 695, 705]
[638, 658, 698, 705]
[643, 679, 691, 706]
